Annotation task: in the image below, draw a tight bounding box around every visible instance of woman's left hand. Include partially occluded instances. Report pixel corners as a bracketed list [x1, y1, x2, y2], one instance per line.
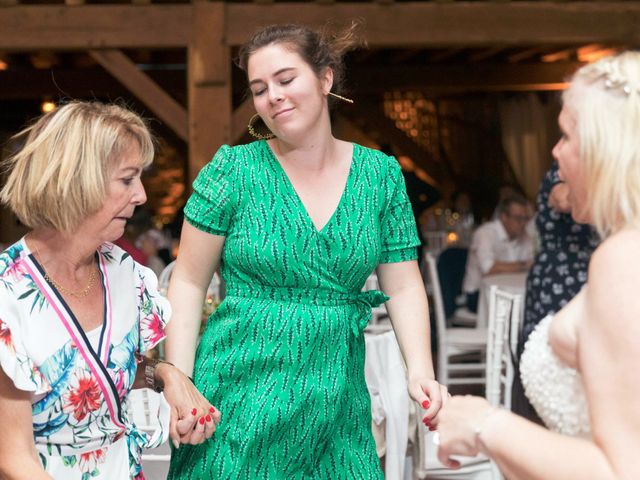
[408, 375, 449, 428]
[156, 363, 221, 447]
[436, 395, 497, 468]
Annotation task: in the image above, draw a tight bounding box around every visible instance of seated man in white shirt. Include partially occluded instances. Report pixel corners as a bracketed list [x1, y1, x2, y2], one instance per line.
[462, 194, 534, 312]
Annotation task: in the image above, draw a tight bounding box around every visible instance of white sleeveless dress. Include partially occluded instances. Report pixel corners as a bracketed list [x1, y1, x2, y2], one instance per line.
[519, 315, 591, 437]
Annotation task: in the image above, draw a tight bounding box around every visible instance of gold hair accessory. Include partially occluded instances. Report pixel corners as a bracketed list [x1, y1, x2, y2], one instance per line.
[328, 92, 354, 104]
[247, 114, 275, 140]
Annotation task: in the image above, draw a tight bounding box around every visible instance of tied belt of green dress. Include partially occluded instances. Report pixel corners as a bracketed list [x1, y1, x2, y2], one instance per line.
[225, 285, 390, 337]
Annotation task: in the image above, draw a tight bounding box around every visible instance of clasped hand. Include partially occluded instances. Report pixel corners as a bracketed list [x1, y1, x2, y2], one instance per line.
[160, 366, 221, 448]
[408, 375, 450, 430]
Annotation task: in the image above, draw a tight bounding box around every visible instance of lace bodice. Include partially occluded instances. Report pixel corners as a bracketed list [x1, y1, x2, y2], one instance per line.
[519, 315, 591, 437]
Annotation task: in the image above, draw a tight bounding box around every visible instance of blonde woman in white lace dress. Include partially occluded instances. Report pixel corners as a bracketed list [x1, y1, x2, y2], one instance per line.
[436, 51, 640, 479]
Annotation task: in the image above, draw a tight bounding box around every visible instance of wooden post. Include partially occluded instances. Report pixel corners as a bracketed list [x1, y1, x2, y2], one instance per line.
[188, 2, 231, 184]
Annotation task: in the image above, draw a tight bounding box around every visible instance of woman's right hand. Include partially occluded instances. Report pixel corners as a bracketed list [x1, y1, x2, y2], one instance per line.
[156, 363, 221, 447]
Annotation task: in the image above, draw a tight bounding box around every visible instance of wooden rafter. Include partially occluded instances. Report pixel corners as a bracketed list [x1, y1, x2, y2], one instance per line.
[0, 5, 191, 49]
[350, 62, 583, 93]
[224, 2, 640, 46]
[89, 49, 188, 141]
[1, 3, 640, 50]
[0, 67, 184, 100]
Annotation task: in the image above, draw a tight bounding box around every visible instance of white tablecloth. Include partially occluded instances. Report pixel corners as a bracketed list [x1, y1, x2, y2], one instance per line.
[365, 328, 408, 480]
[476, 272, 527, 329]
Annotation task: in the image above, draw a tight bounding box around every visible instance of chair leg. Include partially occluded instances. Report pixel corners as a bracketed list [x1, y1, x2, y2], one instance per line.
[437, 350, 447, 386]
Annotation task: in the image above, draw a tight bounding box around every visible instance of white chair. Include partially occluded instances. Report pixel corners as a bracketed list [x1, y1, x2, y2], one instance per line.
[485, 286, 522, 409]
[483, 286, 522, 480]
[425, 253, 487, 387]
[424, 230, 449, 256]
[413, 426, 496, 480]
[364, 330, 409, 480]
[363, 272, 388, 325]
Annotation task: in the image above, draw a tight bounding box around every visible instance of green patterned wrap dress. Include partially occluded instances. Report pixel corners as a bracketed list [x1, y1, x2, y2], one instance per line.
[168, 140, 420, 479]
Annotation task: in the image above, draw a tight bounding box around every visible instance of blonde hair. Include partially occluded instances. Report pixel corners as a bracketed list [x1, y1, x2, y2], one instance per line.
[1, 101, 154, 233]
[563, 51, 640, 238]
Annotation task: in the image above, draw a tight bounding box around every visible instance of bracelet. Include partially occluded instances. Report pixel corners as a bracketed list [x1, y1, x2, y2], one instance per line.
[143, 358, 175, 393]
[473, 407, 501, 452]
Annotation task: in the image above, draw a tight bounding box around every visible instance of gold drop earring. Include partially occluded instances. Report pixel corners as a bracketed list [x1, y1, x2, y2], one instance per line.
[328, 92, 354, 104]
[247, 113, 275, 140]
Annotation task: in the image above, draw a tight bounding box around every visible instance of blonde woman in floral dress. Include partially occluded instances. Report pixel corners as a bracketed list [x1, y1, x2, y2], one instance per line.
[0, 101, 219, 480]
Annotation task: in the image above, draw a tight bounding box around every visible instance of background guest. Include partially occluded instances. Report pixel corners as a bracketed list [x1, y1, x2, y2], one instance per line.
[462, 194, 534, 312]
[512, 161, 598, 422]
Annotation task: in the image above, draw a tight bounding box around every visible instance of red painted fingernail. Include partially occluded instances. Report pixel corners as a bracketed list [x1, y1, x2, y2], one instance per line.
[206, 415, 212, 422]
[429, 426, 436, 431]
[199, 417, 205, 425]
[191, 408, 197, 416]
[422, 400, 430, 409]
[209, 407, 215, 413]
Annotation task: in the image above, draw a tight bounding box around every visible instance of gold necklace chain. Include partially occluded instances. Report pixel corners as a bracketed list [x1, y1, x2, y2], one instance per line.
[28, 236, 98, 299]
[44, 269, 97, 298]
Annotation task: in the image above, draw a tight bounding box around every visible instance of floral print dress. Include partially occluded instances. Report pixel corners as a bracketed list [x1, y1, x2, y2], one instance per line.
[0, 239, 170, 480]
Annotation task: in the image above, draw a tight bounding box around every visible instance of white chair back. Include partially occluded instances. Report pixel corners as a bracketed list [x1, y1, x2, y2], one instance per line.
[424, 230, 449, 256]
[425, 254, 448, 343]
[485, 286, 522, 409]
[425, 253, 486, 387]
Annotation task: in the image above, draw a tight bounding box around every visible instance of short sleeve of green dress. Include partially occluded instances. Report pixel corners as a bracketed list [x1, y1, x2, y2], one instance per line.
[169, 141, 420, 480]
[379, 159, 421, 263]
[183, 144, 237, 236]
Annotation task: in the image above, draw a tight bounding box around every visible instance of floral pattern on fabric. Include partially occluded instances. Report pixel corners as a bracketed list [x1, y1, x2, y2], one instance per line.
[0, 240, 170, 479]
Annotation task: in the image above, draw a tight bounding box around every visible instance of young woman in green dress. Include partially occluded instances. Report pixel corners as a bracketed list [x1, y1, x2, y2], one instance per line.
[165, 23, 447, 479]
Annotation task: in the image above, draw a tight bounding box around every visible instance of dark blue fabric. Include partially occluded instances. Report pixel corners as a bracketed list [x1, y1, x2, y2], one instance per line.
[436, 247, 469, 319]
[512, 161, 598, 424]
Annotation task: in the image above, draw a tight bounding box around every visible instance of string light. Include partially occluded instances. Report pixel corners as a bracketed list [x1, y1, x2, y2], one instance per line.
[41, 100, 56, 113]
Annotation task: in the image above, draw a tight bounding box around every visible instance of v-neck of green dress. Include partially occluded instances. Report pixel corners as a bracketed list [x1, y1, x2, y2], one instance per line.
[262, 140, 357, 234]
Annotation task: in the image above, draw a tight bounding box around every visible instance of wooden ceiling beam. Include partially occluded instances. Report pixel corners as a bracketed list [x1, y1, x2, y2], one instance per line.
[468, 46, 508, 63]
[225, 2, 640, 46]
[0, 61, 583, 101]
[349, 62, 584, 93]
[0, 68, 185, 99]
[89, 49, 188, 141]
[0, 5, 191, 50]
[1, 3, 640, 50]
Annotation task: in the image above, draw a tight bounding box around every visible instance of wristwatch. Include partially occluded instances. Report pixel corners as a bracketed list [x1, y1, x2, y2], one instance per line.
[143, 358, 173, 393]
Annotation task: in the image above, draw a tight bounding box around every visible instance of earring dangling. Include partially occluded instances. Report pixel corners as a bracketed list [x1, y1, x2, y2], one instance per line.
[247, 113, 275, 140]
[328, 91, 354, 104]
